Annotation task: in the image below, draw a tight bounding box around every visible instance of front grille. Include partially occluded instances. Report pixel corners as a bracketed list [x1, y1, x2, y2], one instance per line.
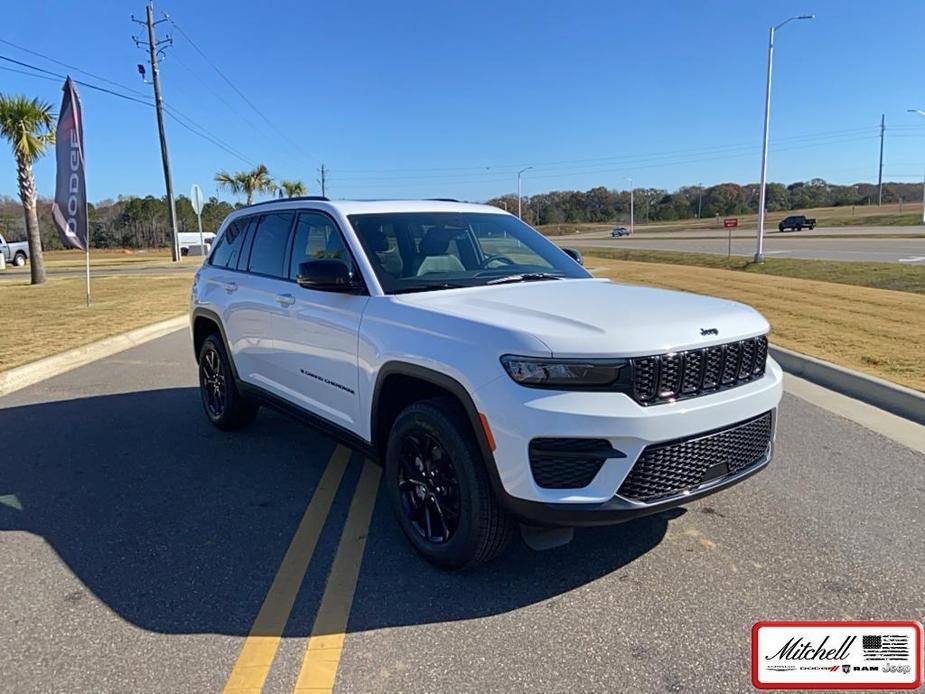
[529, 438, 622, 489]
[617, 411, 773, 502]
[630, 335, 768, 405]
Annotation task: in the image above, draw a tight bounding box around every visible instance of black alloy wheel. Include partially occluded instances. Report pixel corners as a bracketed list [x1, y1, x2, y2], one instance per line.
[200, 344, 226, 419]
[197, 333, 258, 430]
[397, 430, 461, 543]
[385, 397, 514, 570]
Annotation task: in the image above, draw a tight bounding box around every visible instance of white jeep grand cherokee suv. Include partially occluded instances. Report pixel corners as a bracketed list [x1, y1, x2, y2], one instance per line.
[191, 197, 783, 569]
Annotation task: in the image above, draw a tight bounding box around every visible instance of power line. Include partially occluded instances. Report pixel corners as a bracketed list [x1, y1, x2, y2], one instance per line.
[334, 132, 879, 186]
[336, 133, 881, 191]
[0, 54, 154, 106]
[335, 126, 880, 175]
[169, 51, 263, 135]
[163, 106, 255, 165]
[0, 51, 255, 168]
[0, 37, 150, 97]
[165, 12, 314, 162]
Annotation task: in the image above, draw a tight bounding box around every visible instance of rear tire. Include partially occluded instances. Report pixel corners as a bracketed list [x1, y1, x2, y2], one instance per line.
[198, 334, 258, 430]
[12, 252, 26, 267]
[385, 397, 514, 570]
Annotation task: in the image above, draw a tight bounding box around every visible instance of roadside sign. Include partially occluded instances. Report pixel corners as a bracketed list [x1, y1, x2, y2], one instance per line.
[190, 184, 204, 215]
[191, 184, 206, 262]
[723, 218, 738, 228]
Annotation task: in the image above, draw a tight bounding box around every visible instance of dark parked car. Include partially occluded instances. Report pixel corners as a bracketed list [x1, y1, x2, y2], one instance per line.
[611, 226, 631, 238]
[778, 215, 816, 232]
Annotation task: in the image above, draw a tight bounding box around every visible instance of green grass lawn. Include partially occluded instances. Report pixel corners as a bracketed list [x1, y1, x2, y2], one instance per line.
[579, 247, 925, 295]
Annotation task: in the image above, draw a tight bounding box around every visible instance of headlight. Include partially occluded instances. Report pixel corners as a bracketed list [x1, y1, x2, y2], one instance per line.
[500, 355, 626, 388]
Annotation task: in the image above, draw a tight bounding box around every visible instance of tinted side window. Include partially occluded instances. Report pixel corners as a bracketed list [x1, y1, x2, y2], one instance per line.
[247, 212, 294, 278]
[235, 216, 260, 271]
[289, 212, 353, 279]
[210, 220, 247, 268]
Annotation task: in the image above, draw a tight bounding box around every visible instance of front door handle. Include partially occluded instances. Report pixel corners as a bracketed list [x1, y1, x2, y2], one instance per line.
[275, 293, 295, 306]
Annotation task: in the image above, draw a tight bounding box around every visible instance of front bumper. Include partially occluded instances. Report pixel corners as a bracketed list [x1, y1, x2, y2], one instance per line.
[473, 357, 784, 526]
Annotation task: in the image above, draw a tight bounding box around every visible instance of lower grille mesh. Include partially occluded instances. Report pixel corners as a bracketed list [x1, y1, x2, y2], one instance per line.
[529, 438, 614, 489]
[617, 412, 773, 502]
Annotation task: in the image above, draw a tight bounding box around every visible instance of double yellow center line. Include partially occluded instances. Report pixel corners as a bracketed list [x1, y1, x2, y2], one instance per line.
[223, 445, 381, 694]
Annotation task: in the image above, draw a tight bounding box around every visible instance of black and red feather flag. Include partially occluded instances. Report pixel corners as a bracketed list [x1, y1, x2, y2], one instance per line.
[51, 77, 87, 252]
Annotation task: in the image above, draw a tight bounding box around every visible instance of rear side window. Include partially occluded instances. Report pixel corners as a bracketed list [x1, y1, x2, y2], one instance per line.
[210, 220, 247, 268]
[289, 212, 353, 279]
[247, 212, 295, 278]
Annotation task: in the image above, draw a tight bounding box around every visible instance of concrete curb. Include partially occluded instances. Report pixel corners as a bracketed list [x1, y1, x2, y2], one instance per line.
[0, 315, 187, 397]
[770, 344, 925, 425]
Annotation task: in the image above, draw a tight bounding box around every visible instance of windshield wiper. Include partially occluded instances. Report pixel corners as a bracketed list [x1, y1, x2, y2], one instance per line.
[392, 282, 465, 294]
[485, 272, 562, 285]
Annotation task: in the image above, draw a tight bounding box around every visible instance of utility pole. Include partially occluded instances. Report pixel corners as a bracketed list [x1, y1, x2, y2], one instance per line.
[318, 163, 328, 197]
[133, 3, 179, 262]
[877, 113, 885, 206]
[697, 182, 703, 219]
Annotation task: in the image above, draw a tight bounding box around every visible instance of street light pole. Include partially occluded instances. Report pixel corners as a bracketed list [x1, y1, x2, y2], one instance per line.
[754, 15, 814, 264]
[906, 110, 925, 224]
[517, 166, 533, 219]
[627, 177, 634, 234]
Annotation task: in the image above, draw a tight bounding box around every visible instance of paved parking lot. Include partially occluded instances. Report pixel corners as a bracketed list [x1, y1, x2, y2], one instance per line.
[1, 330, 923, 692]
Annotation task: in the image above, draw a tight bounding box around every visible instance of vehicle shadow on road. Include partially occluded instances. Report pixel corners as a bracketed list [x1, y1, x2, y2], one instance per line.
[0, 387, 672, 636]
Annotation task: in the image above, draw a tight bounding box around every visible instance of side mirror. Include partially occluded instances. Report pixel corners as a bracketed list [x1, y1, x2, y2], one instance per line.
[296, 259, 358, 292]
[562, 247, 584, 266]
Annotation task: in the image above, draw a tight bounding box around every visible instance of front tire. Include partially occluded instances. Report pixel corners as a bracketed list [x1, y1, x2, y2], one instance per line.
[198, 334, 258, 430]
[385, 397, 514, 570]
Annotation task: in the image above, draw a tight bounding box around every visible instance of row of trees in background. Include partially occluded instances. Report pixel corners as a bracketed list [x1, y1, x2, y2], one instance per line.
[0, 193, 238, 251]
[4, 177, 924, 251]
[488, 179, 925, 226]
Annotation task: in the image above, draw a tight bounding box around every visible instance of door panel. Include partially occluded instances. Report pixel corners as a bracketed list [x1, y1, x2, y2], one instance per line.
[274, 291, 368, 428]
[230, 212, 295, 391]
[270, 211, 367, 430]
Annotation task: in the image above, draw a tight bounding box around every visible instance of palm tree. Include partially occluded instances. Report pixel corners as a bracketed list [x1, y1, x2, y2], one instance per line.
[0, 95, 55, 285]
[215, 163, 275, 205]
[278, 179, 307, 198]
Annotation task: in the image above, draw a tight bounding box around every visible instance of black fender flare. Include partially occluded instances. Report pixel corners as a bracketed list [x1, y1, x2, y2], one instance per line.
[371, 361, 507, 499]
[190, 307, 241, 381]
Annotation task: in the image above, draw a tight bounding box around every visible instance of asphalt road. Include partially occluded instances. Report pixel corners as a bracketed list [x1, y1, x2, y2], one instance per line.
[0, 264, 198, 281]
[558, 225, 925, 263]
[1, 330, 923, 693]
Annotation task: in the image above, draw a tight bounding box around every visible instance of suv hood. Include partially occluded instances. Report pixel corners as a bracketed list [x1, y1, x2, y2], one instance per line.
[393, 278, 769, 357]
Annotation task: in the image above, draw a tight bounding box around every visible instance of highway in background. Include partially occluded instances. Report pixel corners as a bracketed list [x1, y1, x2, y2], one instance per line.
[1, 330, 923, 692]
[558, 225, 925, 263]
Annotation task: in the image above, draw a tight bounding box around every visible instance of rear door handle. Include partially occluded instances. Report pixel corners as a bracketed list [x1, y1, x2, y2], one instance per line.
[275, 293, 295, 306]
[223, 281, 238, 293]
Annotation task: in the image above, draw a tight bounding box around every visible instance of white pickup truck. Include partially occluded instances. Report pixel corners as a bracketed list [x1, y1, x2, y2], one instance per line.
[0, 232, 29, 267]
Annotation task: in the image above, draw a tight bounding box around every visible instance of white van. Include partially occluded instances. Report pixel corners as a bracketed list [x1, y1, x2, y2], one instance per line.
[178, 231, 216, 256]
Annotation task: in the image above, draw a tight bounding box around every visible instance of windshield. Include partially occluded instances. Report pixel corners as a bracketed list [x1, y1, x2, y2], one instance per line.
[348, 212, 590, 294]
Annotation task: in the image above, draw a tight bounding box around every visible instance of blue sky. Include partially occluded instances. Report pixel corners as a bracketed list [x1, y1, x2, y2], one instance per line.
[2, 0, 925, 204]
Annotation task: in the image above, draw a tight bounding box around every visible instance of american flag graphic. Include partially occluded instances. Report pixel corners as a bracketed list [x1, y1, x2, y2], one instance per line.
[862, 634, 910, 661]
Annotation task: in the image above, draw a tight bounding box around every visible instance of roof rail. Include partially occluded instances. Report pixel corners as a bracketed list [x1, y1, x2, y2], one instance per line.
[244, 195, 330, 208]
[426, 197, 460, 202]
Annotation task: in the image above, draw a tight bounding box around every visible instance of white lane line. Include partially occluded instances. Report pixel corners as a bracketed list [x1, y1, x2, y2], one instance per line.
[898, 256, 925, 263]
